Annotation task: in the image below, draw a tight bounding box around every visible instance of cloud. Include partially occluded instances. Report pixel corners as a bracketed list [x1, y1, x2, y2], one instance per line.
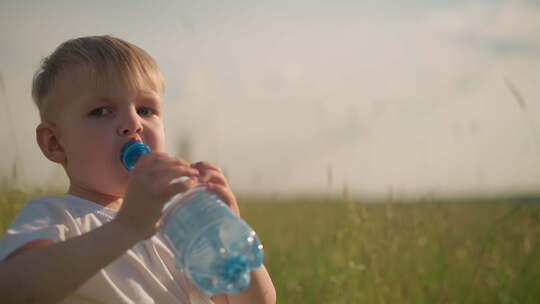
[2, 0, 540, 197]
[429, 1, 540, 57]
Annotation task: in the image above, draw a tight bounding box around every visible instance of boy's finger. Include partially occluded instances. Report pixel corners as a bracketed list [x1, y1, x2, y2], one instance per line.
[143, 163, 198, 181]
[153, 156, 192, 170]
[171, 156, 191, 168]
[191, 161, 223, 173]
[135, 153, 191, 170]
[166, 176, 198, 197]
[199, 170, 227, 186]
[207, 183, 240, 216]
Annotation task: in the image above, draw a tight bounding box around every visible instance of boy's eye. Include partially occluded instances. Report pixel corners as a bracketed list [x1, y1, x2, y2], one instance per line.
[137, 107, 154, 116]
[88, 107, 112, 117]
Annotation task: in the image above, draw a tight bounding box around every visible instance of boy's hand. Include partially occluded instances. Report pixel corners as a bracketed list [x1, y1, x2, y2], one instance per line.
[116, 152, 200, 239]
[191, 161, 240, 217]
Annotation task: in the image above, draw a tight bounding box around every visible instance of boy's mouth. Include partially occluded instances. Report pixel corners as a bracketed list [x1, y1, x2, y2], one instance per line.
[122, 137, 143, 155]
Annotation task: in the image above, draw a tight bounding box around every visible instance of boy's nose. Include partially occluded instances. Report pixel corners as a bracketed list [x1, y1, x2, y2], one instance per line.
[118, 125, 142, 136]
[118, 115, 143, 136]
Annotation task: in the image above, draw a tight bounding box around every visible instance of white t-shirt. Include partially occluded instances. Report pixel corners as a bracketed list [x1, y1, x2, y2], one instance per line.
[0, 194, 214, 304]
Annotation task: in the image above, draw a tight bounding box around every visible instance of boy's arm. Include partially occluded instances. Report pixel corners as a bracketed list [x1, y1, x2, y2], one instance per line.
[0, 152, 199, 304]
[0, 219, 141, 304]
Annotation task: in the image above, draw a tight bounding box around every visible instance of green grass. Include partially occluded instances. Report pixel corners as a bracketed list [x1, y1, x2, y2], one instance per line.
[2, 188, 540, 303]
[239, 198, 540, 304]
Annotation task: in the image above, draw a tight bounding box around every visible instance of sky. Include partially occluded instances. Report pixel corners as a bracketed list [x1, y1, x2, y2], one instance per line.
[1, 0, 539, 199]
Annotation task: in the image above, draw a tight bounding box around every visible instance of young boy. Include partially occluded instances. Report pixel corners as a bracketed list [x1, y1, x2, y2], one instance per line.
[0, 35, 275, 303]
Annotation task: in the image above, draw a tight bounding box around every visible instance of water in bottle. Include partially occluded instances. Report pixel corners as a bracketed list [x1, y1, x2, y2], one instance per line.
[120, 140, 264, 295]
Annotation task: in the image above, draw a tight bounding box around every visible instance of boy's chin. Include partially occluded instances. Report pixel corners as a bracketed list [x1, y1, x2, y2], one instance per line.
[105, 183, 128, 198]
[88, 179, 128, 199]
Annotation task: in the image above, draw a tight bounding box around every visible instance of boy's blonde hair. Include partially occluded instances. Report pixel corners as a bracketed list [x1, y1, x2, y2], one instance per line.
[31, 35, 165, 121]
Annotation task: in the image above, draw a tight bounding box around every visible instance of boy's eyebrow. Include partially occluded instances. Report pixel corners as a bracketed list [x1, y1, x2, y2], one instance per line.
[137, 92, 161, 105]
[77, 95, 114, 108]
[138, 93, 160, 102]
[89, 93, 160, 105]
[95, 96, 116, 104]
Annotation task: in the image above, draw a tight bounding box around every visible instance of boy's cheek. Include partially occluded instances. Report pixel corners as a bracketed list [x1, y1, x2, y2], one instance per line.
[144, 134, 165, 153]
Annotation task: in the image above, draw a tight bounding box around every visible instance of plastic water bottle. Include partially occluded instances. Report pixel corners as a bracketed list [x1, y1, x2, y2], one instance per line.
[120, 141, 264, 295]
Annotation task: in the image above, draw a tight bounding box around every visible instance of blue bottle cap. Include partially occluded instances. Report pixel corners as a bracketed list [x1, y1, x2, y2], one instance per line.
[120, 141, 151, 171]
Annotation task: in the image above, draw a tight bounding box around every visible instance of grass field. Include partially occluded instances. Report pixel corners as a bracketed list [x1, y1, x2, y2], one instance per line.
[2, 188, 540, 303]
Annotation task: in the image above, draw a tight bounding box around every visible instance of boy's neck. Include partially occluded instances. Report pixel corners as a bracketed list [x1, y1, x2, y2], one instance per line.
[67, 184, 124, 210]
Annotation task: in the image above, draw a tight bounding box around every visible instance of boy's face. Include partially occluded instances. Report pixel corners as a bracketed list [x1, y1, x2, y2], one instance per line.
[49, 67, 165, 199]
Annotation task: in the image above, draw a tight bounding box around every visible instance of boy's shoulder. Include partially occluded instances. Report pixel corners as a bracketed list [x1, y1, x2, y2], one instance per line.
[9, 194, 116, 232]
[18, 194, 73, 217]
[26, 194, 72, 207]
[22, 194, 85, 218]
[0, 195, 74, 260]
[0, 194, 117, 260]
[25, 194, 113, 214]
[10, 194, 85, 227]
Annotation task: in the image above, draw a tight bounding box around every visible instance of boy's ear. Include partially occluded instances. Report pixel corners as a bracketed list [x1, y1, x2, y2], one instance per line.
[36, 122, 66, 164]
